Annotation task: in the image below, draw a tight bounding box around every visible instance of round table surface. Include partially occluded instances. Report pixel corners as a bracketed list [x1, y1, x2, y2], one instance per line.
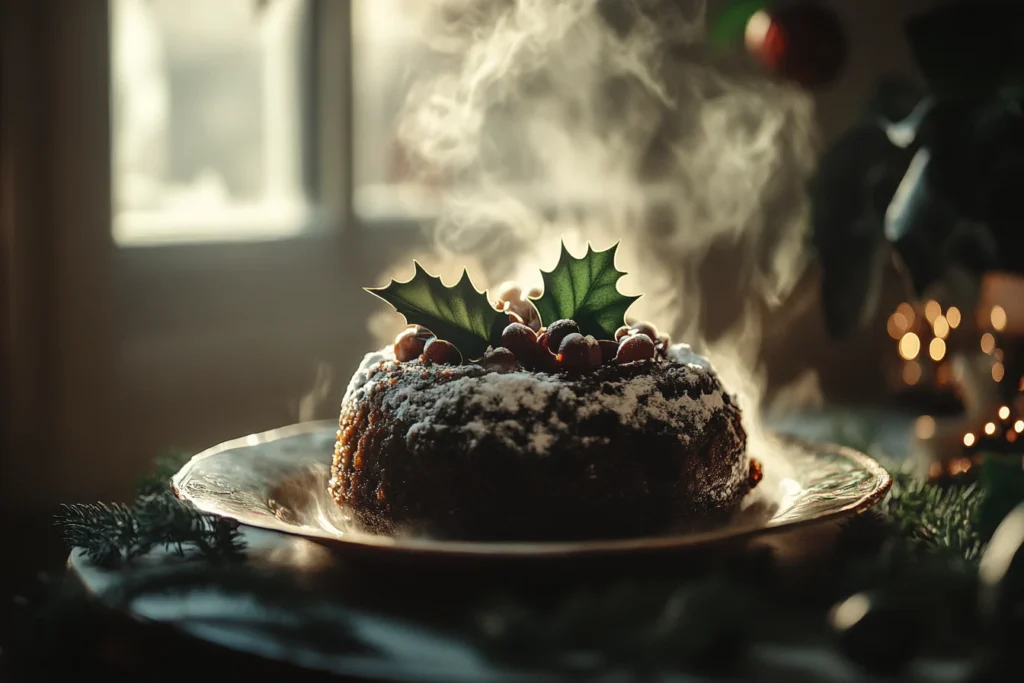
[66, 409, 973, 681]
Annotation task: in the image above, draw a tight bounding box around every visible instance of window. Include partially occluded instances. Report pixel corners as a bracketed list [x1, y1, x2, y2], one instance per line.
[111, 0, 318, 244]
[110, 0, 444, 244]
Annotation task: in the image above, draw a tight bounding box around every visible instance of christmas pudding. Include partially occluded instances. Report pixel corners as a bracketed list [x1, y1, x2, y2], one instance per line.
[329, 243, 762, 541]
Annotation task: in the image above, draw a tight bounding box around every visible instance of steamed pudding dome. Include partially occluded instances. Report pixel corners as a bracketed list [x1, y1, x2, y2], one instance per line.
[330, 337, 759, 541]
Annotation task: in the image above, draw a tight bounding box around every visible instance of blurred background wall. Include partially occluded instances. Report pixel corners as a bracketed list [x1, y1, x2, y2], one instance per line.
[1, 0, 946, 512]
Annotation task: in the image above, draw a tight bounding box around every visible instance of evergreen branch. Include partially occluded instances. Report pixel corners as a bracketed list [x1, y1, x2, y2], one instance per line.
[57, 491, 245, 568]
[885, 472, 985, 562]
[57, 501, 139, 568]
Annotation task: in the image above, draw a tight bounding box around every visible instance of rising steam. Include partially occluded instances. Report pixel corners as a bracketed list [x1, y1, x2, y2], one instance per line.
[386, 0, 820, 479]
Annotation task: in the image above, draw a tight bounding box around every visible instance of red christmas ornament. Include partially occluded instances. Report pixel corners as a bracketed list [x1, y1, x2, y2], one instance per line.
[745, 2, 847, 89]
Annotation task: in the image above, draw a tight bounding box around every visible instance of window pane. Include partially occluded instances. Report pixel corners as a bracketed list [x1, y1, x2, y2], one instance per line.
[111, 0, 314, 244]
[352, 0, 442, 220]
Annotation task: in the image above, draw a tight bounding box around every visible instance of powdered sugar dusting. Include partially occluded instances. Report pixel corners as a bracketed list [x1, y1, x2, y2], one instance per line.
[342, 348, 392, 404]
[342, 343, 734, 457]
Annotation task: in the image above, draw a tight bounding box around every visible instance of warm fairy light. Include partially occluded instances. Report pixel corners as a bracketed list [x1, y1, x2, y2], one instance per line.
[1019, 377, 1024, 391]
[902, 360, 921, 385]
[1015, 420, 1023, 433]
[899, 333, 921, 360]
[1009, 430, 1018, 444]
[951, 458, 972, 474]
[1000, 405, 1011, 420]
[936, 363, 952, 385]
[993, 362, 1006, 382]
[929, 337, 946, 361]
[946, 306, 961, 328]
[981, 333, 996, 354]
[915, 415, 936, 439]
[933, 316, 949, 339]
[897, 302, 916, 327]
[924, 300, 941, 323]
[887, 312, 909, 339]
[991, 305, 1007, 331]
[985, 422, 997, 435]
[964, 432, 976, 447]
[995, 348, 1005, 361]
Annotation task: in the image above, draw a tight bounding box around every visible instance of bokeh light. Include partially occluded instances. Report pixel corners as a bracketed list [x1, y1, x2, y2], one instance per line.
[899, 333, 921, 360]
[902, 360, 921, 385]
[887, 312, 909, 339]
[991, 305, 1007, 331]
[981, 333, 996, 354]
[915, 415, 936, 439]
[993, 362, 1005, 382]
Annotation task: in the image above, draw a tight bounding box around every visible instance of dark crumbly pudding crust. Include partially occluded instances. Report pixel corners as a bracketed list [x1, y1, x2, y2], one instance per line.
[330, 344, 760, 542]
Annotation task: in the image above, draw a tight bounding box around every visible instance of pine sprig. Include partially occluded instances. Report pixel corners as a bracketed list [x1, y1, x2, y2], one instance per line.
[58, 501, 140, 568]
[836, 465, 986, 566]
[884, 472, 985, 562]
[57, 492, 245, 568]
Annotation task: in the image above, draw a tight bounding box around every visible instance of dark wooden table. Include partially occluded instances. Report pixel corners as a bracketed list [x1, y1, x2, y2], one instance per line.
[3, 409, 973, 681]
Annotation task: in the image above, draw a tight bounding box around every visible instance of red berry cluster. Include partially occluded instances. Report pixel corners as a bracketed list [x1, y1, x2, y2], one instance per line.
[393, 326, 463, 366]
[392, 320, 671, 372]
[493, 319, 671, 373]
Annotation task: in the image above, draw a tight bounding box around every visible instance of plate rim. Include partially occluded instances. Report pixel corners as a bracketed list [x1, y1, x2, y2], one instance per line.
[172, 420, 893, 558]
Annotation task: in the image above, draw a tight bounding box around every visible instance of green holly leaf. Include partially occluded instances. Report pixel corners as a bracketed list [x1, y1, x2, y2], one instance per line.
[366, 263, 505, 360]
[531, 242, 640, 339]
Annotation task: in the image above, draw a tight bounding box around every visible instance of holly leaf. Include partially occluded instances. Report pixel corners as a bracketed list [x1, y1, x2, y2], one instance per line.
[366, 264, 504, 360]
[531, 242, 639, 339]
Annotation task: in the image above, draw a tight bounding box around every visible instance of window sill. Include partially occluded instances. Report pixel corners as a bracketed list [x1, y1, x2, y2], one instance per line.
[113, 202, 335, 247]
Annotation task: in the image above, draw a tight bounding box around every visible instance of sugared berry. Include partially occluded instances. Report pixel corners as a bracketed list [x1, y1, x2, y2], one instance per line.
[656, 333, 671, 354]
[557, 333, 599, 372]
[614, 325, 631, 342]
[500, 322, 540, 360]
[629, 321, 659, 341]
[481, 347, 519, 372]
[615, 333, 656, 363]
[598, 339, 619, 364]
[421, 338, 462, 365]
[545, 319, 581, 353]
[394, 326, 434, 361]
